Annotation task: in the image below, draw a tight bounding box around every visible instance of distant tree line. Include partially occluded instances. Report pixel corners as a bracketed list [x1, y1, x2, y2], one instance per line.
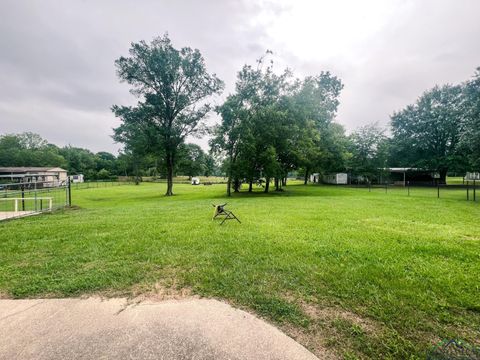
[0, 132, 218, 181]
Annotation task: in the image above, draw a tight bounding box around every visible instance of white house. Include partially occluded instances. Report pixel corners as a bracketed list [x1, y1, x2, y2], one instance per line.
[0, 167, 68, 186]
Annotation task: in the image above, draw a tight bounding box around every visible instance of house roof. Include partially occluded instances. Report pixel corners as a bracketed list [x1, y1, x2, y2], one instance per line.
[0, 167, 67, 173]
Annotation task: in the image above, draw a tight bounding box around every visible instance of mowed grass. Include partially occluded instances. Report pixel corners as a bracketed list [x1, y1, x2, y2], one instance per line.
[0, 183, 479, 359]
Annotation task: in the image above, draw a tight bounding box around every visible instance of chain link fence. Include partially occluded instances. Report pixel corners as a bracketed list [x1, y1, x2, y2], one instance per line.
[70, 179, 134, 190]
[350, 181, 479, 202]
[0, 180, 71, 221]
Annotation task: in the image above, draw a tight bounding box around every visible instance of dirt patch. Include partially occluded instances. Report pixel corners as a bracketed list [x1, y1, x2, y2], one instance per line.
[282, 292, 380, 335]
[282, 324, 339, 360]
[128, 279, 198, 304]
[298, 301, 379, 335]
[66, 205, 82, 211]
[0, 291, 10, 299]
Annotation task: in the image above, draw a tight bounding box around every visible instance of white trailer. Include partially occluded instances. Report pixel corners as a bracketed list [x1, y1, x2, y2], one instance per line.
[322, 173, 348, 185]
[69, 174, 84, 183]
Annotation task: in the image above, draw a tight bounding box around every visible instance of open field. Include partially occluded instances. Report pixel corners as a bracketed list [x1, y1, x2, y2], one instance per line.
[0, 183, 479, 359]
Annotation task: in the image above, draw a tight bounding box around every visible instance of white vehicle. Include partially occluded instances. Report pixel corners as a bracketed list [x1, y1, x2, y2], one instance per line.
[191, 177, 200, 185]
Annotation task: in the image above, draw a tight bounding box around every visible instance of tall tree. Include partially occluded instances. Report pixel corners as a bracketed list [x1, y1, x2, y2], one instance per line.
[316, 122, 350, 175]
[211, 95, 246, 196]
[462, 68, 480, 169]
[112, 34, 223, 195]
[348, 123, 389, 182]
[288, 73, 344, 183]
[203, 154, 218, 177]
[212, 60, 291, 194]
[390, 84, 465, 183]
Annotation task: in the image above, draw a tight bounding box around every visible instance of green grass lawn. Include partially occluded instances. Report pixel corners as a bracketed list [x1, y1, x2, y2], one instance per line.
[447, 176, 465, 185]
[0, 183, 479, 359]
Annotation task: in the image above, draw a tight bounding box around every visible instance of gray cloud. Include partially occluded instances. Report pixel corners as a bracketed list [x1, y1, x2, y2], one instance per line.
[0, 0, 479, 153]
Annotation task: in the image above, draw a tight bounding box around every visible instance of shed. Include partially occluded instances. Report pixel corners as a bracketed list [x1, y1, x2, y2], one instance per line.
[384, 168, 436, 186]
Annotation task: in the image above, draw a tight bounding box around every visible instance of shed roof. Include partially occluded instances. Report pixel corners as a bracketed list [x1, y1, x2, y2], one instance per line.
[0, 167, 67, 173]
[384, 168, 432, 173]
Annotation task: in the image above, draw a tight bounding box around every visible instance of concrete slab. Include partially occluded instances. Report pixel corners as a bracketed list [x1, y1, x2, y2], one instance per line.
[0, 211, 37, 221]
[0, 298, 320, 360]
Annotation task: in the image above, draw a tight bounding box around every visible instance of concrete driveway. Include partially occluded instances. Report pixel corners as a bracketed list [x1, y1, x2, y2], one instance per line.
[0, 297, 320, 360]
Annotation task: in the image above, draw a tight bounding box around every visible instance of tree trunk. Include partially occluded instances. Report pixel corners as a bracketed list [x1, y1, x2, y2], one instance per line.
[282, 177, 287, 186]
[165, 152, 174, 196]
[227, 154, 233, 197]
[304, 168, 309, 185]
[274, 177, 279, 191]
[134, 162, 139, 185]
[248, 180, 253, 192]
[439, 168, 448, 185]
[234, 178, 240, 192]
[264, 177, 270, 193]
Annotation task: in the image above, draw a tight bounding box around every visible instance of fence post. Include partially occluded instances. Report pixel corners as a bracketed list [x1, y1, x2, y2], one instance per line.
[21, 184, 25, 211]
[474, 180, 476, 202]
[34, 180, 37, 211]
[437, 184, 440, 199]
[68, 178, 72, 207]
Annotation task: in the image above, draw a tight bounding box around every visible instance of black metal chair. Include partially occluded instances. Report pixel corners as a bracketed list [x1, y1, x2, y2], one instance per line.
[212, 203, 241, 225]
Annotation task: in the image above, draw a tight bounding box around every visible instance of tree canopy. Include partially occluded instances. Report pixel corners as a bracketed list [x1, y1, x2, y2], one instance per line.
[112, 34, 223, 195]
[462, 68, 480, 169]
[347, 123, 389, 181]
[390, 84, 466, 182]
[211, 55, 345, 195]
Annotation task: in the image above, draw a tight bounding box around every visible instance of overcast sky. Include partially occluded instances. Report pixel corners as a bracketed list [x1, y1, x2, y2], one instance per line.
[1, 0, 479, 153]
